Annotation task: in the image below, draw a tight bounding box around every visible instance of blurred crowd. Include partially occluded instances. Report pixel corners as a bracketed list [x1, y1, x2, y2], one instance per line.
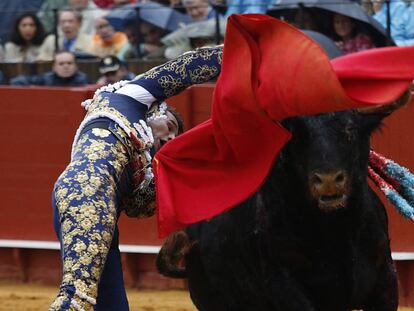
[0, 0, 412, 86]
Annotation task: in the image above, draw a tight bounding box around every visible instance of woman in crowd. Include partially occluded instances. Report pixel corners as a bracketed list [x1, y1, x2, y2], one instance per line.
[4, 12, 46, 62]
[332, 13, 375, 54]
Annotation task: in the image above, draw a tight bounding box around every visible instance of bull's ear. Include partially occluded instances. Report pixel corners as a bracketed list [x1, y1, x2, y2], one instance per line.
[356, 87, 412, 116]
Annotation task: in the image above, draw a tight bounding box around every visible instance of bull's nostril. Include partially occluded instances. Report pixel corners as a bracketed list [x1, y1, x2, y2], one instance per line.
[335, 173, 344, 183]
[312, 174, 323, 185]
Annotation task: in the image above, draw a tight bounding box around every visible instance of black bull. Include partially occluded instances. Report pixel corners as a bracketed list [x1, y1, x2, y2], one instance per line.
[156, 99, 409, 311]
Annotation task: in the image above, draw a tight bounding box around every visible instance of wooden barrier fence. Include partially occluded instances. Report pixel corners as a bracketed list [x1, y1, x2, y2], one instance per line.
[0, 85, 413, 304]
[0, 59, 165, 84]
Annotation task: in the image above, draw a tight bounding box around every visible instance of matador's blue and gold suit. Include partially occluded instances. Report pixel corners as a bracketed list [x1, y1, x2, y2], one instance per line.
[50, 47, 222, 311]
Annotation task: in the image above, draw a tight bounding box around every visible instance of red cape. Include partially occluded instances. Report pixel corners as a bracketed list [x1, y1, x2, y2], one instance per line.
[154, 14, 414, 237]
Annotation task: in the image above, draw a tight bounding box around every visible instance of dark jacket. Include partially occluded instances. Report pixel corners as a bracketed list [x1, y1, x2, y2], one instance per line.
[10, 71, 90, 86]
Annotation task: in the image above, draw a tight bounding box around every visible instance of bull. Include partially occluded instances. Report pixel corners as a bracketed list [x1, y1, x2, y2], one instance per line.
[157, 93, 410, 311]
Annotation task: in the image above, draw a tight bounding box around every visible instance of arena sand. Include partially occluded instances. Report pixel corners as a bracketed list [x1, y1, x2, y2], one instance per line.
[0, 282, 196, 311]
[0, 282, 412, 311]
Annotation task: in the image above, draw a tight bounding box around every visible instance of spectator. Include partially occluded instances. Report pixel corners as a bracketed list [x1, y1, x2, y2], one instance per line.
[90, 16, 128, 58]
[37, 0, 69, 34]
[69, 0, 106, 36]
[182, 0, 216, 22]
[120, 22, 167, 60]
[96, 55, 135, 86]
[37, 9, 93, 61]
[0, 0, 43, 44]
[372, 0, 414, 46]
[332, 13, 375, 54]
[4, 12, 46, 63]
[11, 51, 90, 86]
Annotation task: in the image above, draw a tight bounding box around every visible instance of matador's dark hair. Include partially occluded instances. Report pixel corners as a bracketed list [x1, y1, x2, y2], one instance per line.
[166, 105, 184, 134]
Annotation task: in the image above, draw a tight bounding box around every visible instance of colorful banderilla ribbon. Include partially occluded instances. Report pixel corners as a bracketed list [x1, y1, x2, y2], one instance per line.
[368, 149, 414, 221]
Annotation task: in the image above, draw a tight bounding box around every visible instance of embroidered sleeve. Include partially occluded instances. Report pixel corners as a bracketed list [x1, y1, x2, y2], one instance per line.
[127, 46, 223, 100]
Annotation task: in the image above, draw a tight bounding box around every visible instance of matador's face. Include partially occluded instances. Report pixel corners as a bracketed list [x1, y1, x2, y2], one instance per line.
[148, 111, 179, 151]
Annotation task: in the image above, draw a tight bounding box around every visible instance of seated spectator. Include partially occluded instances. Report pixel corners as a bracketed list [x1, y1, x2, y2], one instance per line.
[11, 51, 90, 86]
[37, 9, 93, 61]
[120, 21, 166, 60]
[332, 13, 375, 54]
[182, 0, 216, 22]
[96, 55, 135, 86]
[4, 12, 46, 63]
[69, 0, 106, 36]
[90, 16, 128, 58]
[372, 0, 414, 46]
[0, 0, 43, 46]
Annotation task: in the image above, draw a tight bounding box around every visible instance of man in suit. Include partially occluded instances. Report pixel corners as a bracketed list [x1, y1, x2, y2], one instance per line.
[37, 8, 94, 61]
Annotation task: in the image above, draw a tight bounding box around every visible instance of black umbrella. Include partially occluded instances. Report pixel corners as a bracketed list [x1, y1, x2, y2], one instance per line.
[106, 1, 191, 32]
[301, 29, 343, 59]
[267, 0, 392, 46]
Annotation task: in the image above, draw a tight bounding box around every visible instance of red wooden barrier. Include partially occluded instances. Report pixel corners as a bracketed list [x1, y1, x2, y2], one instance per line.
[0, 86, 93, 241]
[0, 85, 213, 246]
[0, 85, 413, 304]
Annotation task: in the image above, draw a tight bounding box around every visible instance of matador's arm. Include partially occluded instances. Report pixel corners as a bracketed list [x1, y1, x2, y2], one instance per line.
[115, 46, 223, 106]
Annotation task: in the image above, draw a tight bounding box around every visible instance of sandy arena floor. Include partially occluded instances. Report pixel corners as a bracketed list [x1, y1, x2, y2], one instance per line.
[0, 282, 412, 311]
[0, 282, 197, 311]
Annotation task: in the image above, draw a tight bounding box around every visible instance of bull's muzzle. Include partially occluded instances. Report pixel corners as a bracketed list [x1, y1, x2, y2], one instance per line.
[309, 170, 349, 211]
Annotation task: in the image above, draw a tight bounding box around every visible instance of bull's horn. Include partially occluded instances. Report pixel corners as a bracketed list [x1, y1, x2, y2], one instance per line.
[357, 87, 412, 115]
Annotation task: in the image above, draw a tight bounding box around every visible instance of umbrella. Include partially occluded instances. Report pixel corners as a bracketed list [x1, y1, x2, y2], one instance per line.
[267, 0, 391, 46]
[161, 17, 227, 59]
[162, 17, 227, 46]
[301, 29, 343, 59]
[106, 1, 191, 32]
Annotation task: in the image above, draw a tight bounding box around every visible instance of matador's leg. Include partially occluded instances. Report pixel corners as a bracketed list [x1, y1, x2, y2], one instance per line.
[50, 128, 129, 311]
